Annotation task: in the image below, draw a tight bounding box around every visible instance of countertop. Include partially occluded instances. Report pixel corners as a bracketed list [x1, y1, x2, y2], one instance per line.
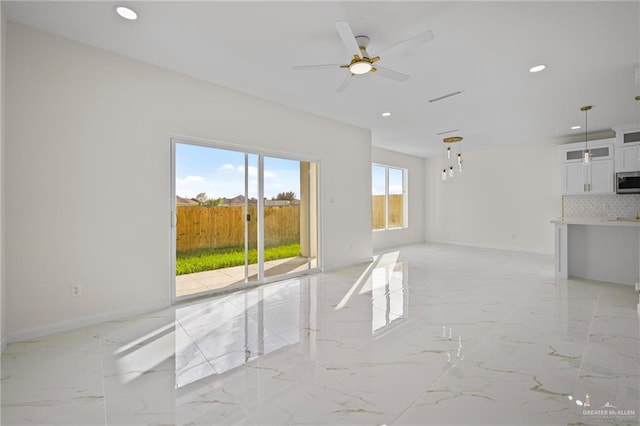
[551, 217, 640, 227]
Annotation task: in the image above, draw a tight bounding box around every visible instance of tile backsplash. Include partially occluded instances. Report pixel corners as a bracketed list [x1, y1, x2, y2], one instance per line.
[563, 194, 640, 218]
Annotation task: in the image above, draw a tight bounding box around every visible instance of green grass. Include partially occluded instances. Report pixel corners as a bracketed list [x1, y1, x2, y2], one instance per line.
[176, 243, 301, 275]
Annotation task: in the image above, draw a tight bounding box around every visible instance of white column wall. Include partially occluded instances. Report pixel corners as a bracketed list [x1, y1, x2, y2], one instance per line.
[5, 23, 372, 339]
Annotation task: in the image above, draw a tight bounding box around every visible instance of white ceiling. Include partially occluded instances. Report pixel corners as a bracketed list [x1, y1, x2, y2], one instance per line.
[4, 1, 640, 157]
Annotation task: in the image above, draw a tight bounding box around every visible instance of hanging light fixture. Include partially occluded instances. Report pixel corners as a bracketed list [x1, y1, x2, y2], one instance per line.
[442, 136, 463, 181]
[581, 105, 592, 165]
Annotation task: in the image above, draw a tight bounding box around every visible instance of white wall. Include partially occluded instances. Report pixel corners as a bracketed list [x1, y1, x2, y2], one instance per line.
[425, 141, 561, 255]
[5, 23, 372, 340]
[372, 147, 425, 251]
[0, 4, 6, 352]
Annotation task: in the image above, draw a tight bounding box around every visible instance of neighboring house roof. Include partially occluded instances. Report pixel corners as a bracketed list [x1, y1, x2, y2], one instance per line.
[226, 195, 246, 205]
[176, 196, 198, 206]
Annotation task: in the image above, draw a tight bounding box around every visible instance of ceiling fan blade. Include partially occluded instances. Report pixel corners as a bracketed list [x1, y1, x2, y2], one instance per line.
[336, 75, 352, 93]
[335, 21, 362, 58]
[374, 66, 410, 82]
[292, 64, 341, 71]
[373, 30, 434, 57]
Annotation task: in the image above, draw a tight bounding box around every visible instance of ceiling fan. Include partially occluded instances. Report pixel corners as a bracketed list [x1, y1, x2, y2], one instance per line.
[293, 21, 434, 93]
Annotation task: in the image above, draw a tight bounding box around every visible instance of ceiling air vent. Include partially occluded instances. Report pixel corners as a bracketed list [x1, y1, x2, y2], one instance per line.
[436, 129, 459, 135]
[429, 91, 463, 103]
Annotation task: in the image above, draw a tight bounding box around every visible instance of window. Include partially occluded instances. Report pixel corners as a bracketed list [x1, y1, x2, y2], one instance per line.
[372, 164, 407, 230]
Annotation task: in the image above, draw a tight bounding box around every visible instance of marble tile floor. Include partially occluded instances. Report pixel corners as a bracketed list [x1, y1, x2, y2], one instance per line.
[1, 243, 639, 425]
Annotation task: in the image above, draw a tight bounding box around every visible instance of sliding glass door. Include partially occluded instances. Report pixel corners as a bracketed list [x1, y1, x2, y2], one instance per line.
[172, 140, 318, 299]
[262, 157, 318, 279]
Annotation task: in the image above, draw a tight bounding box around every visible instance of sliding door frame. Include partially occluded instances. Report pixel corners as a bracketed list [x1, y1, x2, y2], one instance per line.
[170, 136, 322, 303]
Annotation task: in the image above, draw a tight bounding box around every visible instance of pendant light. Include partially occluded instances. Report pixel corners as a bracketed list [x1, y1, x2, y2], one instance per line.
[441, 136, 463, 181]
[581, 105, 592, 165]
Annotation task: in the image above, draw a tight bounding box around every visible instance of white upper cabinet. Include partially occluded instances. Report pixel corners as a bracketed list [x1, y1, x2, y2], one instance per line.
[614, 127, 640, 172]
[588, 160, 615, 193]
[562, 162, 585, 195]
[560, 139, 614, 195]
[617, 145, 640, 172]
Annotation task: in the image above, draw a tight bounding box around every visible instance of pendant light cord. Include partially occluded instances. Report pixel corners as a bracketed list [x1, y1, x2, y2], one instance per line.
[580, 105, 592, 152]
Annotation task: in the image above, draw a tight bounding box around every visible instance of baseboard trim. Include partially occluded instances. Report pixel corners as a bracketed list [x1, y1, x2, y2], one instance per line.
[323, 256, 375, 272]
[6, 301, 171, 344]
[425, 240, 554, 257]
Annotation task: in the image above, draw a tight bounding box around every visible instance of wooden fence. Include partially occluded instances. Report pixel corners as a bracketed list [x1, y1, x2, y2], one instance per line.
[177, 196, 401, 252]
[372, 194, 404, 229]
[176, 205, 300, 252]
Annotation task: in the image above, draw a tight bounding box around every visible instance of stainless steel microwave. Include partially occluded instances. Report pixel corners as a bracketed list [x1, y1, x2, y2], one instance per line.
[616, 171, 640, 194]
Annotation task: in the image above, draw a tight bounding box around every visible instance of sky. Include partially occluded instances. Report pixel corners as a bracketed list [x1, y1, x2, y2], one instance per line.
[372, 164, 404, 195]
[175, 143, 301, 200]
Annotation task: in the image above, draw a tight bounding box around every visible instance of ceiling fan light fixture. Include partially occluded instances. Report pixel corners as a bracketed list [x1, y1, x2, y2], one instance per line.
[443, 136, 463, 143]
[349, 61, 372, 75]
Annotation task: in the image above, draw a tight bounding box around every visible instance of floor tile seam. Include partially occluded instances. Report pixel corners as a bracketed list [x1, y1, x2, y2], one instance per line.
[573, 286, 603, 396]
[385, 305, 521, 425]
[180, 315, 293, 372]
[226, 364, 320, 418]
[205, 279, 312, 342]
[457, 282, 544, 346]
[413, 282, 569, 393]
[196, 382, 255, 424]
[387, 346, 577, 426]
[98, 335, 109, 425]
[179, 291, 306, 346]
[474, 282, 596, 374]
[383, 361, 478, 425]
[175, 321, 223, 377]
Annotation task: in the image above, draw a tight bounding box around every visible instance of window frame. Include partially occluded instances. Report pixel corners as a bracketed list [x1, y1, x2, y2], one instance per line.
[371, 163, 408, 231]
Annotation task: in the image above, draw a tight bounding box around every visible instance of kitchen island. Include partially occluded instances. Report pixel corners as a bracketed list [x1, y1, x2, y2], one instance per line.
[552, 217, 640, 312]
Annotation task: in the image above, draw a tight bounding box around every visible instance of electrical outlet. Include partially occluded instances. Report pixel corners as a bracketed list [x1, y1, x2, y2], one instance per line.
[71, 284, 82, 297]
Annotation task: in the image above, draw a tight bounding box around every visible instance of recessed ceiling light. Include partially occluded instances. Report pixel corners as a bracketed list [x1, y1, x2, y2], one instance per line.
[571, 125, 581, 130]
[115, 6, 138, 20]
[381, 112, 391, 117]
[529, 64, 546, 73]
